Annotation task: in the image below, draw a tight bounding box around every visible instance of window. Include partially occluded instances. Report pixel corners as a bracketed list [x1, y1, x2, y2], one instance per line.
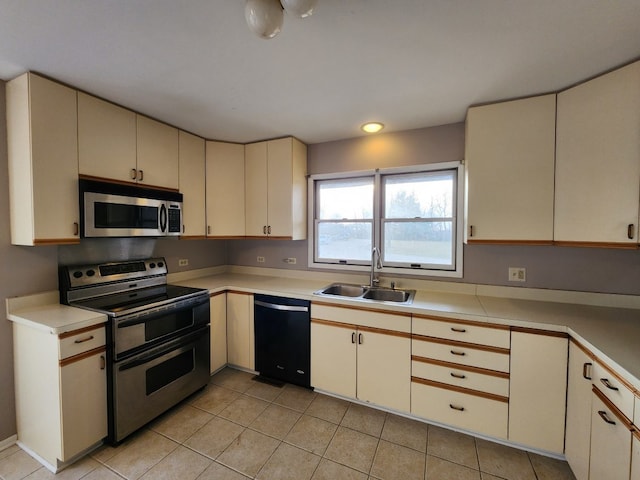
[309, 162, 463, 277]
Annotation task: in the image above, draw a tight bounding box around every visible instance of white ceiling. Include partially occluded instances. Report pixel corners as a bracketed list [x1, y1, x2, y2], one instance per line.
[1, 1, 639, 145]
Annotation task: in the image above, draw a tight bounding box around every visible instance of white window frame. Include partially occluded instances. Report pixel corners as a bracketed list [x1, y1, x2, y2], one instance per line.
[308, 161, 464, 278]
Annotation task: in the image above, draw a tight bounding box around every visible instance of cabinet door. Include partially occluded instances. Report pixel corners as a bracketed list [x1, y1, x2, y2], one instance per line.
[226, 292, 254, 370]
[245, 142, 269, 237]
[6, 73, 80, 245]
[179, 131, 206, 237]
[206, 141, 246, 237]
[210, 293, 227, 374]
[632, 434, 640, 480]
[565, 341, 593, 480]
[508, 331, 568, 454]
[310, 321, 356, 398]
[465, 94, 556, 243]
[357, 329, 410, 412]
[266, 138, 293, 238]
[60, 350, 107, 461]
[78, 92, 137, 182]
[590, 393, 632, 480]
[555, 61, 640, 245]
[136, 115, 179, 190]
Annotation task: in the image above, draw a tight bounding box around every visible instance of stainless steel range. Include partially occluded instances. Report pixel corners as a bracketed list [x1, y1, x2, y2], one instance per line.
[59, 258, 210, 443]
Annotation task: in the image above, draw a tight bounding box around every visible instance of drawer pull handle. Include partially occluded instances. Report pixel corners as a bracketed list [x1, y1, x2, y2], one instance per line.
[351, 332, 356, 344]
[582, 362, 592, 380]
[450, 350, 466, 356]
[277, 365, 285, 370]
[73, 222, 79, 236]
[74, 335, 95, 344]
[450, 372, 466, 379]
[628, 224, 635, 240]
[131, 168, 137, 180]
[600, 378, 619, 391]
[358, 333, 363, 345]
[449, 404, 465, 412]
[451, 327, 466, 333]
[263, 225, 267, 235]
[100, 355, 106, 370]
[598, 410, 616, 425]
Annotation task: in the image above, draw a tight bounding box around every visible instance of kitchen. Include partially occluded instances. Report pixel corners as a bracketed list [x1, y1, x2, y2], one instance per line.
[1, 1, 640, 479]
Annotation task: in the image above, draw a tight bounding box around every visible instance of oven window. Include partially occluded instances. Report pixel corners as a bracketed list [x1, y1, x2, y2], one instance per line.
[146, 350, 194, 395]
[145, 310, 194, 342]
[95, 202, 158, 229]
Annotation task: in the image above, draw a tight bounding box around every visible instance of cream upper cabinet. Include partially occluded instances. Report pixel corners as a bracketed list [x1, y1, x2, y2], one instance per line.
[508, 330, 568, 454]
[555, 61, 640, 246]
[226, 292, 254, 370]
[465, 94, 556, 243]
[179, 131, 206, 237]
[206, 141, 246, 237]
[245, 137, 307, 240]
[136, 115, 179, 190]
[78, 92, 137, 183]
[565, 341, 594, 480]
[6, 73, 80, 246]
[210, 292, 227, 374]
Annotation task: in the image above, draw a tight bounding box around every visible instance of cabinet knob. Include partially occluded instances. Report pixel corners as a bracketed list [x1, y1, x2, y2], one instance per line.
[131, 168, 137, 180]
[74, 335, 94, 344]
[450, 372, 466, 379]
[451, 327, 466, 333]
[628, 224, 635, 240]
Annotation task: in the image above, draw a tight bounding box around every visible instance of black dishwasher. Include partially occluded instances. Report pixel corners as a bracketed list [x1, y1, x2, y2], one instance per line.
[254, 294, 311, 388]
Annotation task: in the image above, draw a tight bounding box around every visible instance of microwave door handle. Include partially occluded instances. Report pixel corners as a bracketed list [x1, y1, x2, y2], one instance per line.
[159, 204, 167, 233]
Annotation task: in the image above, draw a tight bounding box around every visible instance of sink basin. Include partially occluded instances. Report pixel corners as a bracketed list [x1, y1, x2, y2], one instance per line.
[314, 283, 415, 304]
[362, 287, 413, 303]
[317, 283, 367, 297]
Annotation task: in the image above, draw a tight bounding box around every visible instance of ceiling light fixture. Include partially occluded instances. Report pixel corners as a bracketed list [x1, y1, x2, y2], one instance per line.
[361, 122, 385, 134]
[245, 0, 317, 39]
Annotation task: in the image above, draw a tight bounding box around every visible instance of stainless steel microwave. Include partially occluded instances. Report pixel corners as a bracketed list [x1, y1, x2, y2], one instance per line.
[79, 179, 183, 238]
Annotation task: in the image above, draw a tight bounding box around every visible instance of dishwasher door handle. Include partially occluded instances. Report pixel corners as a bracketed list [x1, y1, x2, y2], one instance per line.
[255, 300, 309, 313]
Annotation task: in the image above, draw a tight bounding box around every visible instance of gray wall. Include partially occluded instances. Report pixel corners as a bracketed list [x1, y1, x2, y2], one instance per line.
[228, 123, 640, 295]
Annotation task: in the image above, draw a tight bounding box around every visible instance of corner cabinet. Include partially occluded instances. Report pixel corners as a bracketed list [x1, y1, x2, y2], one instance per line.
[465, 94, 556, 243]
[6, 73, 80, 245]
[210, 292, 228, 373]
[179, 131, 207, 238]
[245, 137, 307, 240]
[206, 141, 246, 237]
[13, 323, 107, 472]
[555, 60, 640, 247]
[226, 292, 254, 370]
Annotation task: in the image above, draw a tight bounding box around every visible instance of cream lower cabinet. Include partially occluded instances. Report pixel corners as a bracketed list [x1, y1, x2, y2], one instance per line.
[210, 292, 228, 374]
[179, 131, 206, 238]
[508, 330, 568, 454]
[13, 323, 107, 471]
[565, 340, 594, 480]
[226, 292, 254, 370]
[632, 433, 640, 480]
[310, 304, 411, 412]
[6, 73, 80, 245]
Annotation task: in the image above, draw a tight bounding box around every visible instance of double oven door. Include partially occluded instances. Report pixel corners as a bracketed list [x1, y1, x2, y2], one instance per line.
[108, 293, 210, 443]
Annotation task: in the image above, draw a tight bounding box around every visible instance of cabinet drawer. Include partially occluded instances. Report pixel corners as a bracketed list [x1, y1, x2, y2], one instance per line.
[413, 316, 510, 349]
[412, 337, 510, 373]
[59, 326, 106, 360]
[311, 303, 410, 333]
[592, 361, 635, 420]
[412, 359, 509, 397]
[411, 380, 508, 439]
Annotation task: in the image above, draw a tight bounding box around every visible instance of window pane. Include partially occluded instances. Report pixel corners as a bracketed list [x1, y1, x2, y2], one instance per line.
[383, 221, 453, 266]
[317, 222, 372, 261]
[317, 177, 374, 219]
[384, 171, 454, 219]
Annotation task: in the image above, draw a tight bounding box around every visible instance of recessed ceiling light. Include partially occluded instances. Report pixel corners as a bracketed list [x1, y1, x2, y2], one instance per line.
[361, 122, 384, 134]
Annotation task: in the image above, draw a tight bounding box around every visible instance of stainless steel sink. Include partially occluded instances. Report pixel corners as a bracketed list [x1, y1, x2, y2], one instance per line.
[314, 283, 415, 304]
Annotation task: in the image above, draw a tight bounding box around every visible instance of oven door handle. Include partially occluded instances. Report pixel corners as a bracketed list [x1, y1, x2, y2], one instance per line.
[118, 312, 195, 329]
[159, 204, 167, 233]
[118, 327, 207, 372]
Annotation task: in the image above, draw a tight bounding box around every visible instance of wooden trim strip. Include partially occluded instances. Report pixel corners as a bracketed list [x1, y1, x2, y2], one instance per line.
[411, 334, 510, 355]
[59, 324, 104, 340]
[209, 291, 225, 299]
[227, 290, 253, 296]
[411, 376, 509, 403]
[554, 241, 638, 250]
[78, 174, 180, 193]
[59, 346, 106, 367]
[179, 235, 207, 240]
[511, 326, 569, 338]
[206, 236, 247, 240]
[311, 301, 412, 318]
[634, 428, 640, 441]
[411, 355, 510, 379]
[412, 313, 510, 330]
[243, 236, 294, 240]
[34, 238, 80, 245]
[570, 337, 596, 360]
[467, 239, 553, 246]
[358, 325, 411, 339]
[311, 318, 357, 330]
[592, 385, 634, 430]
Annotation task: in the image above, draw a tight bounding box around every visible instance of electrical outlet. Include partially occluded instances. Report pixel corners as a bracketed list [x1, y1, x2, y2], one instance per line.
[508, 267, 526, 282]
[178, 259, 189, 267]
[286, 257, 297, 264]
[257, 256, 265, 263]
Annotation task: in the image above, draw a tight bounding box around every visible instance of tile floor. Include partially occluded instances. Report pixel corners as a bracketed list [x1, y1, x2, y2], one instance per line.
[0, 367, 576, 480]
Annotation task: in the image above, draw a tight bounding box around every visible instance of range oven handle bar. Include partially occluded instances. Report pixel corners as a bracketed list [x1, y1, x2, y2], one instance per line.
[117, 295, 208, 328]
[118, 326, 208, 372]
[255, 300, 309, 313]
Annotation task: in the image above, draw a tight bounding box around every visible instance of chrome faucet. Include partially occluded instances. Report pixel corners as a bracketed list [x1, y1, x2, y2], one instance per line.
[370, 247, 383, 287]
